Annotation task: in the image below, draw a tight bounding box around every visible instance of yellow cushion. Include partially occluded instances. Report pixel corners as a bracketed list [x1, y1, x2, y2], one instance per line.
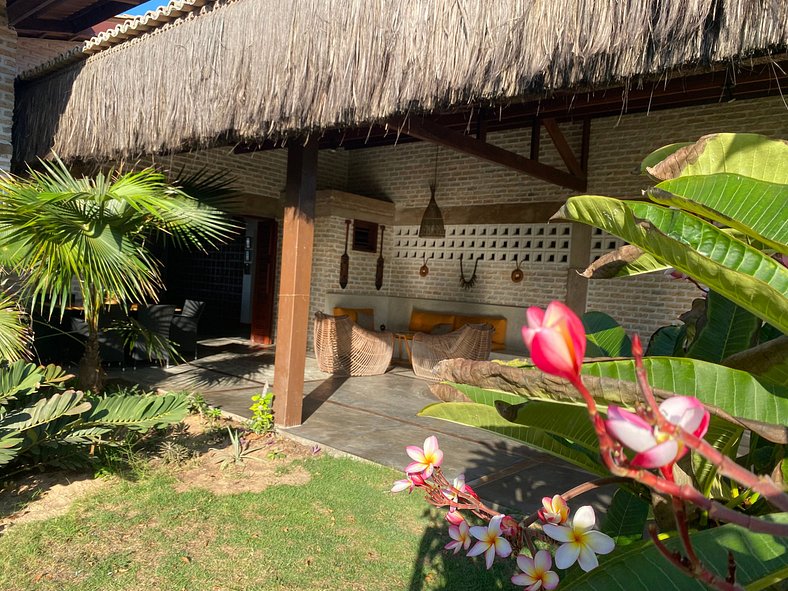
[333, 307, 375, 330]
[454, 315, 507, 351]
[409, 310, 456, 333]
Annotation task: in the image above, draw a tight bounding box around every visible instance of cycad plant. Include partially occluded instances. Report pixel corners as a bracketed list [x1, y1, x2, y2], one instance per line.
[0, 158, 237, 390]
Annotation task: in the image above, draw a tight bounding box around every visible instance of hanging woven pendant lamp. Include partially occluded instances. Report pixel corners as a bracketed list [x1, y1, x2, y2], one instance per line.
[419, 148, 446, 238]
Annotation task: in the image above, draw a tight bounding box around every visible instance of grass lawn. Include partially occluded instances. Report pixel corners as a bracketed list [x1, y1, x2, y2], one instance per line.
[0, 455, 515, 591]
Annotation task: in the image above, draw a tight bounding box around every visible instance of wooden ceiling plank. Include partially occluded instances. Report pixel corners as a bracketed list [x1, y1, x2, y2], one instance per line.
[8, 0, 61, 26]
[542, 118, 584, 178]
[389, 116, 587, 192]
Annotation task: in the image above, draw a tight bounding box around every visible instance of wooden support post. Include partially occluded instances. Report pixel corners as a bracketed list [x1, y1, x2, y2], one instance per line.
[565, 223, 592, 317]
[476, 108, 488, 142]
[272, 139, 318, 427]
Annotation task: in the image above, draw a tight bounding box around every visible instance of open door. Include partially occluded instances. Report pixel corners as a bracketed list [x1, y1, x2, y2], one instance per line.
[251, 218, 278, 344]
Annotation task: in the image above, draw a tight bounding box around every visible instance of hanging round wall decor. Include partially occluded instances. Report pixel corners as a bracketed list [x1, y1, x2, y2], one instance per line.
[419, 254, 429, 277]
[511, 256, 524, 283]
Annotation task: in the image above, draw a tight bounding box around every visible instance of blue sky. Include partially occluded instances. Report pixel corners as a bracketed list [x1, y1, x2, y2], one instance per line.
[120, 1, 168, 16]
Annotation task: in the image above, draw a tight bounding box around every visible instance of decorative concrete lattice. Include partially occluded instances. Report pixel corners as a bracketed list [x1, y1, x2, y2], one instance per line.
[393, 223, 573, 265]
[589, 228, 627, 262]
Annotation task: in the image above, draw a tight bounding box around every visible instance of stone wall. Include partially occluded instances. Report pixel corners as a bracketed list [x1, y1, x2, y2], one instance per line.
[0, 0, 14, 171]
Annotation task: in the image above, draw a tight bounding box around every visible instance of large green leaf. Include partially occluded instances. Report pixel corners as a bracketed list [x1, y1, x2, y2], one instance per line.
[582, 311, 632, 357]
[418, 402, 607, 476]
[650, 175, 788, 254]
[646, 325, 686, 357]
[0, 390, 91, 431]
[81, 393, 189, 431]
[581, 358, 788, 441]
[691, 416, 743, 498]
[646, 133, 788, 184]
[685, 291, 761, 363]
[553, 196, 788, 332]
[640, 142, 693, 175]
[600, 488, 649, 546]
[436, 358, 785, 441]
[581, 245, 670, 278]
[722, 336, 788, 388]
[561, 513, 788, 591]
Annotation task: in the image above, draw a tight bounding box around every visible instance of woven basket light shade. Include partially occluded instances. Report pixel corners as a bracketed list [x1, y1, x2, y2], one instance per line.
[419, 184, 445, 238]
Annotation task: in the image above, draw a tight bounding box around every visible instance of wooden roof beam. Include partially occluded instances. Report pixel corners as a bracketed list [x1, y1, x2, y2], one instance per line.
[8, 0, 60, 26]
[388, 116, 587, 192]
[542, 118, 584, 178]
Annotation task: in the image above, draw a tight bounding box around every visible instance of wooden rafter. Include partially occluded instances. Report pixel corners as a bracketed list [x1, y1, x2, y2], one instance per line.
[542, 118, 584, 178]
[8, 0, 60, 26]
[388, 116, 587, 192]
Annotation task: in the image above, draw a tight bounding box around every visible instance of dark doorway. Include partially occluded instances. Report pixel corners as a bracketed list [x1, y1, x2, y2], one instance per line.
[251, 218, 278, 344]
[162, 231, 245, 336]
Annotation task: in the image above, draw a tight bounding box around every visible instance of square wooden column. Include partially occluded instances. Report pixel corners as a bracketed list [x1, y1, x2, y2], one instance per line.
[273, 139, 318, 427]
[565, 223, 591, 316]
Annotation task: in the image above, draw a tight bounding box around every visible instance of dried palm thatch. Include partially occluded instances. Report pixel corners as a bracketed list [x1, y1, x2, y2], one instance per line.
[14, 0, 788, 163]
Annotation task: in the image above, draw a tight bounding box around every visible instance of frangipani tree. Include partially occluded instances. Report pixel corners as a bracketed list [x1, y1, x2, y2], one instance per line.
[396, 134, 788, 590]
[0, 158, 237, 390]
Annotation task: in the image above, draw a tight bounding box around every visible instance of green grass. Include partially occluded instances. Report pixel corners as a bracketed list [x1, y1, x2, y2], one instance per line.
[0, 457, 515, 590]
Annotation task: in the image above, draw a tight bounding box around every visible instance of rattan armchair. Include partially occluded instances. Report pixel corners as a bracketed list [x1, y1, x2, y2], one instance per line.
[411, 323, 493, 379]
[313, 312, 394, 376]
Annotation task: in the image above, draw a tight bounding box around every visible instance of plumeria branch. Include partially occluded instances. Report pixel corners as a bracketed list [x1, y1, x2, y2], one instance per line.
[630, 335, 788, 512]
[648, 524, 744, 591]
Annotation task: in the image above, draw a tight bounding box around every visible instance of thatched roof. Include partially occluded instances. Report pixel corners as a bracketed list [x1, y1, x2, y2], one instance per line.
[14, 0, 788, 163]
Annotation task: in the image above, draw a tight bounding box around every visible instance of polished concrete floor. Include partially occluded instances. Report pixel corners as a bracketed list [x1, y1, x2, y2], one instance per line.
[111, 338, 612, 514]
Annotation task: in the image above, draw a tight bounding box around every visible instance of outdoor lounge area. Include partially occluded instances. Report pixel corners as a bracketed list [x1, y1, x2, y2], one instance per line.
[0, 0, 786, 590]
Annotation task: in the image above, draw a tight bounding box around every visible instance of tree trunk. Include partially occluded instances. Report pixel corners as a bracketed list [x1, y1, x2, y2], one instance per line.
[78, 327, 104, 392]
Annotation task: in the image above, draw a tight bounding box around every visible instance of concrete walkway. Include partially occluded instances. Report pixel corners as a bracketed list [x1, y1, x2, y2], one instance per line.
[112, 338, 610, 513]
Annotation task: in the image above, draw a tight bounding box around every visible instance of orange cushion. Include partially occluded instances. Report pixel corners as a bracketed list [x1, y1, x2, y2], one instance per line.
[333, 307, 375, 330]
[409, 310, 456, 333]
[454, 315, 507, 350]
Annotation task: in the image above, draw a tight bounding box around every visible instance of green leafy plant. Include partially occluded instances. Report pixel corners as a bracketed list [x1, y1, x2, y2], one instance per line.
[216, 428, 262, 469]
[248, 386, 274, 435]
[405, 134, 788, 590]
[0, 360, 190, 475]
[0, 158, 238, 391]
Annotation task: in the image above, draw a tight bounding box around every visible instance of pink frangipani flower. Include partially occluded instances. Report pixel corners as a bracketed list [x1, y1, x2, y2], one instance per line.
[521, 302, 586, 383]
[538, 495, 570, 525]
[467, 515, 513, 569]
[390, 471, 426, 494]
[405, 435, 444, 478]
[605, 396, 710, 469]
[446, 509, 464, 526]
[444, 518, 472, 554]
[511, 549, 560, 590]
[543, 505, 614, 572]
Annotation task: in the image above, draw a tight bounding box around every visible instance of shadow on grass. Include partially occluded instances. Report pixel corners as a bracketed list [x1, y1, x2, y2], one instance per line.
[408, 507, 513, 590]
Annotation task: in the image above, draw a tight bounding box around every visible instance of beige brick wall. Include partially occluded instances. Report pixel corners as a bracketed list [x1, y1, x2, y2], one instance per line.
[16, 38, 78, 75]
[141, 95, 788, 348]
[0, 1, 14, 171]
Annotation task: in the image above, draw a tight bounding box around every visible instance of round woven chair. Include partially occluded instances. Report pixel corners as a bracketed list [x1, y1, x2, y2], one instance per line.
[313, 312, 394, 376]
[411, 323, 493, 379]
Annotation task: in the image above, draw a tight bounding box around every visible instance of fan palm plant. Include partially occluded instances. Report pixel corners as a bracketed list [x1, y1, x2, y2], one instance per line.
[0, 157, 237, 390]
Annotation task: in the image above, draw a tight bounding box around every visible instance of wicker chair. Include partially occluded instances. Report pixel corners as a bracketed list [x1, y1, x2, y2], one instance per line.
[411, 323, 494, 379]
[313, 312, 394, 376]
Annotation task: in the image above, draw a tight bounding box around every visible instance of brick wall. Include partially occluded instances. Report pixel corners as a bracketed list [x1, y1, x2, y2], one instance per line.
[140, 95, 787, 347]
[0, 1, 14, 171]
[16, 38, 78, 75]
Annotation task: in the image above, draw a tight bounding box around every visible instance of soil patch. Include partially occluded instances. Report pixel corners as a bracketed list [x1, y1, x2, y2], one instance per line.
[0, 414, 318, 533]
[0, 471, 108, 533]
